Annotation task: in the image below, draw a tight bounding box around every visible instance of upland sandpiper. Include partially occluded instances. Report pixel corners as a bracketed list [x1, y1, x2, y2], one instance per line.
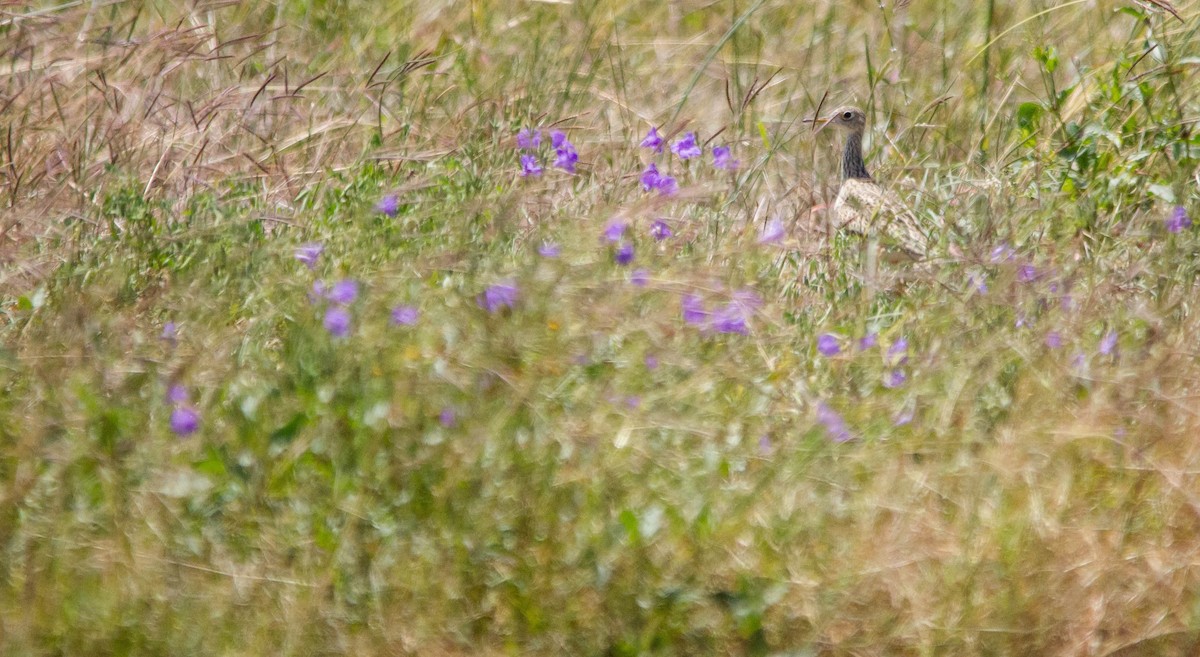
[807, 105, 928, 260]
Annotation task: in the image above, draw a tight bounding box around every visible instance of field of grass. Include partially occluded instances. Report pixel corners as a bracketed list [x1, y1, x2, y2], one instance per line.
[3, 0, 1200, 654]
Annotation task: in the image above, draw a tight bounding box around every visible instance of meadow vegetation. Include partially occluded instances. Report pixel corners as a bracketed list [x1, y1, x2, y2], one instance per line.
[3, 0, 1200, 654]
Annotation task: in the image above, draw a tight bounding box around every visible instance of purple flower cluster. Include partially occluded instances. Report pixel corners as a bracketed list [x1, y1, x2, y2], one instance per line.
[166, 384, 199, 437]
[1167, 206, 1192, 233]
[516, 126, 579, 176]
[1099, 330, 1118, 356]
[758, 219, 785, 245]
[680, 289, 761, 335]
[391, 305, 420, 326]
[682, 294, 709, 326]
[614, 242, 635, 266]
[376, 194, 400, 217]
[327, 279, 359, 305]
[310, 278, 359, 338]
[858, 332, 878, 350]
[479, 279, 519, 313]
[324, 307, 351, 337]
[650, 219, 673, 241]
[603, 220, 627, 243]
[640, 127, 664, 153]
[1044, 330, 1063, 349]
[551, 130, 578, 173]
[712, 145, 739, 170]
[520, 153, 543, 178]
[295, 242, 324, 270]
[517, 128, 541, 150]
[671, 132, 702, 160]
[817, 334, 840, 357]
[640, 163, 677, 195]
[816, 402, 852, 442]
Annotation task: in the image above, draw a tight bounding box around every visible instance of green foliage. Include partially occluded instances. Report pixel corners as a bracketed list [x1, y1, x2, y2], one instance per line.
[2, 1, 1200, 656]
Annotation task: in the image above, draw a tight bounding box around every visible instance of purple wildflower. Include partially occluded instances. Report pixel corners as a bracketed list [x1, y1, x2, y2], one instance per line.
[519, 153, 543, 177]
[816, 402, 852, 442]
[1017, 264, 1037, 283]
[1071, 351, 1087, 371]
[990, 243, 1015, 263]
[550, 130, 567, 149]
[479, 280, 519, 313]
[681, 294, 709, 326]
[893, 405, 915, 426]
[625, 396, 641, 409]
[644, 354, 659, 370]
[758, 435, 773, 454]
[711, 302, 750, 335]
[169, 406, 200, 437]
[1099, 330, 1118, 356]
[631, 269, 649, 287]
[376, 194, 400, 217]
[309, 280, 328, 305]
[553, 135, 578, 173]
[758, 219, 785, 244]
[161, 321, 177, 345]
[640, 163, 662, 191]
[883, 369, 907, 388]
[1016, 313, 1030, 329]
[391, 305, 420, 326]
[603, 219, 628, 243]
[439, 407, 457, 428]
[640, 127, 664, 152]
[538, 242, 561, 258]
[887, 338, 909, 365]
[295, 242, 324, 269]
[640, 163, 677, 194]
[614, 242, 634, 266]
[1045, 330, 1063, 349]
[671, 132, 702, 160]
[327, 279, 359, 305]
[817, 334, 841, 357]
[858, 332, 878, 350]
[517, 128, 541, 150]
[166, 384, 189, 405]
[712, 145, 739, 170]
[1167, 206, 1192, 233]
[650, 219, 673, 241]
[554, 146, 578, 173]
[324, 307, 351, 338]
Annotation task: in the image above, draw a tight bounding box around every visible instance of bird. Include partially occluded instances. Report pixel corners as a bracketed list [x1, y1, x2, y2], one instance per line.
[806, 105, 929, 260]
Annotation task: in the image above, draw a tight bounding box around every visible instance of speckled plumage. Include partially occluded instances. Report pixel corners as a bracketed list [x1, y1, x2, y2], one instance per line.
[812, 106, 930, 260]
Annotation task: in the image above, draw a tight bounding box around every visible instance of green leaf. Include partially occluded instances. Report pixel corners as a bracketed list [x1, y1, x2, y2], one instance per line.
[618, 508, 638, 542]
[1017, 102, 1043, 132]
[1148, 184, 1176, 203]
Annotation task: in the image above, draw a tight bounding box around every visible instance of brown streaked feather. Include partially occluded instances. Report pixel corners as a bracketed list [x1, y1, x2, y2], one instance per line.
[833, 178, 928, 259]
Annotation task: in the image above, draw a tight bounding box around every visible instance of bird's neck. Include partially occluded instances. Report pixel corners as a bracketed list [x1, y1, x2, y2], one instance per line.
[841, 131, 872, 181]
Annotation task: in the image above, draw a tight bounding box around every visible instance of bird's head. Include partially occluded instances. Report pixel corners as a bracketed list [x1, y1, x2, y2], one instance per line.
[805, 105, 866, 134]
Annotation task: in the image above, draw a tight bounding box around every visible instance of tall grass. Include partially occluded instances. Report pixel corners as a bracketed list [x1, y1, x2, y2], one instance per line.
[3, 0, 1200, 655]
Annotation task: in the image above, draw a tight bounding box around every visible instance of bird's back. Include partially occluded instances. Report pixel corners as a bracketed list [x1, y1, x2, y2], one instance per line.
[833, 178, 928, 259]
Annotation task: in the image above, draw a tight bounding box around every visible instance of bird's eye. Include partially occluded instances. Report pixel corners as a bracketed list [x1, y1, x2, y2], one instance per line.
[842, 111, 854, 120]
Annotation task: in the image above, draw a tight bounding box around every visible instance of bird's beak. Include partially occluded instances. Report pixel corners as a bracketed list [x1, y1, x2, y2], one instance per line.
[803, 115, 832, 134]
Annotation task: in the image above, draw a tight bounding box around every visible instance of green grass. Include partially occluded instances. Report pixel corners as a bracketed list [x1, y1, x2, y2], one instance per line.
[3, 0, 1200, 655]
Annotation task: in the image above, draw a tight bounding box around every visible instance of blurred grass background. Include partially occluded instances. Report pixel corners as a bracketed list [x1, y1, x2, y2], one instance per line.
[3, 0, 1200, 655]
